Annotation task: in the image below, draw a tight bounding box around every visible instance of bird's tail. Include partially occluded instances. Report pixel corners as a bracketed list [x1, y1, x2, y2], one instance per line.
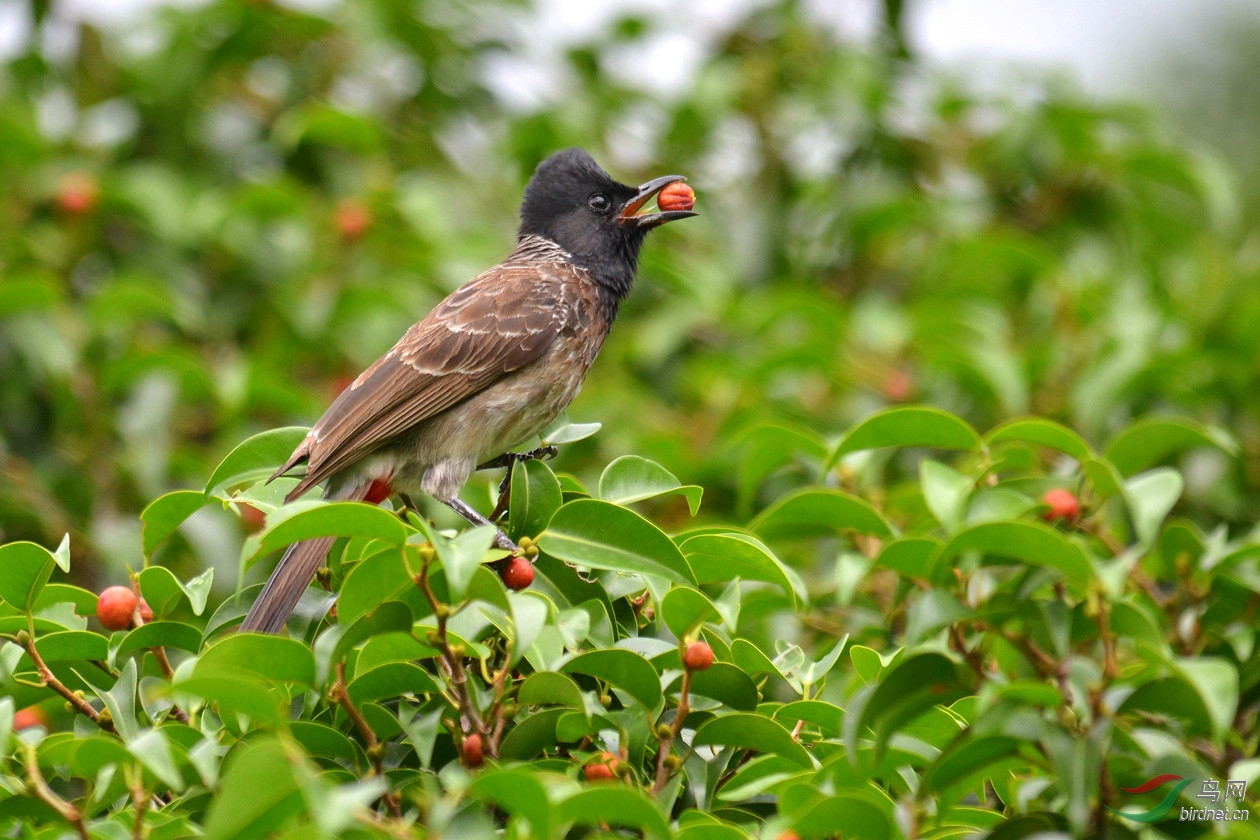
[240, 482, 371, 634]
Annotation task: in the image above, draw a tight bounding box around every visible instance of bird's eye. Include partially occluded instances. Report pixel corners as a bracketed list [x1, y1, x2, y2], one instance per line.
[588, 193, 610, 213]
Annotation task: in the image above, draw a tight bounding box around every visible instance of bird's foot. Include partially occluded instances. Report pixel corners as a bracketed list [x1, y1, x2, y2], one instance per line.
[444, 496, 520, 554]
[481, 446, 560, 521]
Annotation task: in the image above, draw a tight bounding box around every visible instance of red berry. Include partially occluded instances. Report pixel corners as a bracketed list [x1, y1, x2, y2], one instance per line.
[776, 833, 802, 840]
[583, 751, 619, 781]
[137, 598, 154, 623]
[501, 556, 534, 591]
[56, 172, 99, 216]
[882, 369, 915, 402]
[96, 586, 138, 631]
[657, 182, 695, 213]
[335, 199, 372, 241]
[1041, 488, 1080, 523]
[683, 641, 715, 672]
[363, 477, 393, 505]
[13, 706, 47, 730]
[238, 503, 267, 534]
[463, 733, 484, 768]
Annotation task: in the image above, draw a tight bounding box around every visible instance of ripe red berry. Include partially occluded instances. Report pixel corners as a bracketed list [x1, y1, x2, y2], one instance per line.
[13, 706, 47, 730]
[463, 733, 484, 768]
[501, 556, 534, 591]
[363, 477, 393, 505]
[882, 369, 915, 402]
[776, 832, 802, 840]
[1041, 488, 1081, 523]
[137, 598, 154, 623]
[583, 752, 619, 780]
[238, 503, 267, 534]
[683, 641, 715, 672]
[56, 172, 99, 216]
[657, 182, 695, 213]
[96, 586, 138, 631]
[335, 199, 372, 241]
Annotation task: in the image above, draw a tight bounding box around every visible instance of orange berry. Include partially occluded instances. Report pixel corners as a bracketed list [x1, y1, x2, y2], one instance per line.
[1041, 488, 1080, 523]
[657, 182, 695, 212]
[13, 706, 47, 730]
[56, 172, 99, 216]
[96, 586, 138, 631]
[583, 752, 619, 780]
[335, 199, 372, 241]
[501, 556, 534, 591]
[463, 733, 484, 768]
[683, 641, 715, 672]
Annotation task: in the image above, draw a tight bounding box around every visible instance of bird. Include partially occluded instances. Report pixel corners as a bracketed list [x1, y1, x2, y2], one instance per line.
[240, 148, 697, 633]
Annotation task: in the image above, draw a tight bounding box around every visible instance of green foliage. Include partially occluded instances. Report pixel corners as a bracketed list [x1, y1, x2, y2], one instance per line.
[2, 407, 1258, 838]
[2, 0, 1260, 837]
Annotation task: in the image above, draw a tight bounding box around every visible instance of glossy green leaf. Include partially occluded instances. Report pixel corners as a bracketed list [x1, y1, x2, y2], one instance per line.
[205, 427, 309, 499]
[558, 787, 671, 840]
[750, 488, 893, 540]
[691, 713, 812, 767]
[598, 455, 702, 515]
[672, 663, 759, 711]
[830, 406, 982, 466]
[874, 538, 940, 579]
[540, 499, 696, 584]
[939, 521, 1092, 583]
[0, 541, 57, 611]
[468, 768, 554, 837]
[348, 662, 438, 703]
[986, 418, 1093, 460]
[1124, 468, 1183, 548]
[846, 653, 966, 762]
[660, 586, 719, 638]
[920, 460, 973, 532]
[246, 501, 409, 564]
[681, 532, 802, 598]
[197, 633, 316, 687]
[1172, 657, 1238, 742]
[790, 790, 894, 840]
[508, 457, 563, 542]
[518, 671, 586, 712]
[1105, 417, 1237, 476]
[202, 736, 303, 840]
[141, 490, 207, 557]
[561, 649, 662, 710]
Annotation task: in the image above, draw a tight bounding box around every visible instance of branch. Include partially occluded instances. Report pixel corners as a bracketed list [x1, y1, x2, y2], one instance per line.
[414, 550, 488, 743]
[331, 662, 402, 819]
[651, 666, 693, 795]
[23, 744, 89, 840]
[11, 630, 115, 734]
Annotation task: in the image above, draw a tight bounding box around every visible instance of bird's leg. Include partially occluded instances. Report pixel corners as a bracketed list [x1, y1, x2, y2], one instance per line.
[443, 497, 520, 553]
[480, 446, 560, 522]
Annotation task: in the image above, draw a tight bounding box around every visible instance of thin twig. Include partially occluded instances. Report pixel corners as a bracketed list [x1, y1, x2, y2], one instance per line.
[12, 631, 115, 734]
[331, 662, 402, 819]
[651, 667, 693, 795]
[414, 553, 488, 743]
[23, 745, 89, 840]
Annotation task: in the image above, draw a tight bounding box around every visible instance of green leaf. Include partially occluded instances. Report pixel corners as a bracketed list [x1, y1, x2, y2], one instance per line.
[317, 600, 414, 683]
[93, 658, 139, 741]
[245, 501, 409, 565]
[1172, 657, 1238, 743]
[30, 631, 108, 663]
[561, 649, 662, 710]
[497, 708, 568, 760]
[660, 587, 719, 638]
[904, 590, 968, 645]
[428, 523, 497, 602]
[205, 427, 310, 498]
[0, 541, 58, 611]
[1104, 417, 1238, 476]
[508, 458, 563, 542]
[197, 633, 316, 687]
[874, 538, 940, 579]
[557, 787, 671, 840]
[137, 566, 213, 617]
[598, 455, 702, 515]
[175, 673, 287, 724]
[348, 663, 438, 704]
[338, 547, 426, 626]
[846, 652, 966, 762]
[1123, 468, 1183, 548]
[117, 622, 204, 657]
[518, 671, 587, 713]
[691, 713, 813, 767]
[829, 406, 982, 466]
[672, 663, 759, 711]
[128, 728, 185, 791]
[790, 790, 894, 840]
[468, 768, 554, 837]
[141, 490, 207, 557]
[750, 488, 893, 540]
[849, 645, 885, 684]
[939, 522, 1092, 583]
[920, 460, 974, 532]
[1117, 676, 1213, 739]
[774, 700, 844, 736]
[202, 736, 304, 840]
[681, 532, 802, 598]
[923, 735, 1022, 793]
[540, 499, 696, 584]
[985, 418, 1093, 460]
[540, 419, 602, 446]
[1082, 457, 1126, 500]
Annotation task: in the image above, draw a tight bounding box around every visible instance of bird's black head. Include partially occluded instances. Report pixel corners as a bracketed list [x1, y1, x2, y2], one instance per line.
[518, 148, 695, 299]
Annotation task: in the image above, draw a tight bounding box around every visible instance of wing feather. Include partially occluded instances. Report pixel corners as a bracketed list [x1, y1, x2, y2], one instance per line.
[279, 262, 576, 499]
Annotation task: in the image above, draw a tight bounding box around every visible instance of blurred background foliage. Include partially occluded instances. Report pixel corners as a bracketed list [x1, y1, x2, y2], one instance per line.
[1, 0, 1258, 592]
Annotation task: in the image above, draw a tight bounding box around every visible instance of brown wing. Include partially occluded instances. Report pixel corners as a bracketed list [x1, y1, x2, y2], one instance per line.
[277, 262, 577, 500]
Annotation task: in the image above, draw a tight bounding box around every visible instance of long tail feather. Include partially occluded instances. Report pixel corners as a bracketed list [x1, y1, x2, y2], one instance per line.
[240, 482, 370, 634]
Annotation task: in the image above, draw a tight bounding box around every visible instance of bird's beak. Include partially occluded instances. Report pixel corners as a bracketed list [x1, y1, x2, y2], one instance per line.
[619, 175, 698, 229]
